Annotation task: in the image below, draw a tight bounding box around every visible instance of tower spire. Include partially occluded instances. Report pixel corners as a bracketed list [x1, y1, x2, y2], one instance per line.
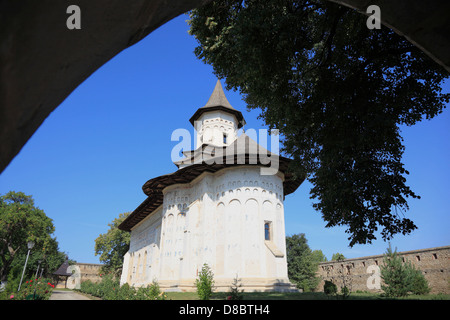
[203, 80, 234, 110]
[189, 79, 245, 128]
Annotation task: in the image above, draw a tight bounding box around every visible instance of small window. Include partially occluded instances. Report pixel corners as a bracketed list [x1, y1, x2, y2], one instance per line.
[264, 222, 271, 240]
[223, 133, 227, 144]
[432, 253, 438, 260]
[416, 255, 421, 262]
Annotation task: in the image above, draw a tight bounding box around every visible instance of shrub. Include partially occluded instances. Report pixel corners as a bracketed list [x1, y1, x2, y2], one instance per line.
[80, 280, 98, 296]
[195, 263, 215, 300]
[406, 262, 430, 295]
[324, 280, 337, 297]
[341, 285, 350, 299]
[8, 278, 55, 300]
[116, 283, 135, 300]
[146, 279, 167, 300]
[227, 275, 244, 300]
[78, 275, 167, 300]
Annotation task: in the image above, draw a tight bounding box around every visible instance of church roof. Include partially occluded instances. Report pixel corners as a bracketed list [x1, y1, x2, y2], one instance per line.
[118, 134, 305, 232]
[53, 259, 72, 277]
[174, 133, 272, 168]
[204, 79, 234, 109]
[189, 80, 246, 128]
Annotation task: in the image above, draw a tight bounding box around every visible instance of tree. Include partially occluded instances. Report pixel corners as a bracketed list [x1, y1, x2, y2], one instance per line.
[380, 244, 409, 297]
[380, 243, 429, 297]
[94, 212, 130, 275]
[331, 253, 346, 261]
[188, 0, 449, 247]
[227, 274, 244, 300]
[286, 233, 326, 291]
[195, 263, 215, 300]
[0, 191, 61, 283]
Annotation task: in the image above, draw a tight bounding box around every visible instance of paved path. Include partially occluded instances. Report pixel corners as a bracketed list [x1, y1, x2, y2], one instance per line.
[49, 289, 92, 300]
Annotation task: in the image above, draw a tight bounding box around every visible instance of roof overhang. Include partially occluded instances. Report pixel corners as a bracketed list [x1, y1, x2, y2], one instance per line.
[189, 106, 246, 129]
[118, 152, 304, 232]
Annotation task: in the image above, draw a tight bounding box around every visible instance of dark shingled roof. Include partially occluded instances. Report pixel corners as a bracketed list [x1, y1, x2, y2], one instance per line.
[189, 80, 245, 128]
[118, 134, 304, 232]
[53, 259, 72, 276]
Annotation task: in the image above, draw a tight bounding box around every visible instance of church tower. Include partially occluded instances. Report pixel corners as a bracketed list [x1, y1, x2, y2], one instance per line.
[189, 80, 245, 148]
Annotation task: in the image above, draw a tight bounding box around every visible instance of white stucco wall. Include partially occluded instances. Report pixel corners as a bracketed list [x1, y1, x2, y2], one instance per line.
[194, 111, 238, 148]
[121, 166, 294, 291]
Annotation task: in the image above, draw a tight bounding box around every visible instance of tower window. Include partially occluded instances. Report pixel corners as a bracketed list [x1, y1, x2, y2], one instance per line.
[223, 133, 227, 144]
[264, 222, 271, 240]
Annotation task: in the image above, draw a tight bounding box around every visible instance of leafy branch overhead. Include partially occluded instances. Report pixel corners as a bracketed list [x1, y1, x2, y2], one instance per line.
[188, 0, 449, 246]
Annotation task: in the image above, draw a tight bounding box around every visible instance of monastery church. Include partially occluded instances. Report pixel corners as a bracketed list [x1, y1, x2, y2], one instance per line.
[118, 80, 304, 291]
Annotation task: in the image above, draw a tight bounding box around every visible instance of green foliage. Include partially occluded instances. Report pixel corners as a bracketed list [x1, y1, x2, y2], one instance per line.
[227, 274, 244, 300]
[195, 263, 215, 300]
[331, 253, 346, 261]
[380, 244, 430, 297]
[188, 0, 449, 247]
[0, 191, 65, 283]
[94, 212, 131, 276]
[380, 244, 409, 297]
[1, 277, 55, 300]
[323, 280, 337, 297]
[78, 275, 167, 300]
[407, 263, 430, 295]
[286, 234, 326, 291]
[340, 285, 350, 299]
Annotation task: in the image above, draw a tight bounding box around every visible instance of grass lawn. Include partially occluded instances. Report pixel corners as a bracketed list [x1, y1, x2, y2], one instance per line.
[166, 291, 450, 300]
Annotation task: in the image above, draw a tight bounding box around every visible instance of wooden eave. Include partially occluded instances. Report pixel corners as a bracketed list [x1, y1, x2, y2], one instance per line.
[118, 153, 304, 232]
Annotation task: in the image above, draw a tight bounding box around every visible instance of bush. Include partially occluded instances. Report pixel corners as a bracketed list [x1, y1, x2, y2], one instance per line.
[406, 263, 430, 295]
[323, 280, 337, 297]
[341, 285, 350, 299]
[78, 275, 167, 300]
[195, 263, 215, 300]
[80, 280, 98, 296]
[5, 278, 55, 300]
[227, 275, 244, 300]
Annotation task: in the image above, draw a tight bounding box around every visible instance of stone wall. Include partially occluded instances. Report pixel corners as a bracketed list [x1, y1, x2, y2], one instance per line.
[55, 262, 103, 289]
[77, 263, 103, 284]
[315, 245, 449, 294]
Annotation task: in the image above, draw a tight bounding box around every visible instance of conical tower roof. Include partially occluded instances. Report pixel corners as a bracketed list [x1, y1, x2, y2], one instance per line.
[189, 80, 245, 128]
[203, 80, 235, 110]
[53, 259, 72, 276]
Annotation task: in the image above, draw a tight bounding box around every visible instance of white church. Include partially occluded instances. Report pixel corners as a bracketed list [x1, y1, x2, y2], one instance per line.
[118, 80, 304, 292]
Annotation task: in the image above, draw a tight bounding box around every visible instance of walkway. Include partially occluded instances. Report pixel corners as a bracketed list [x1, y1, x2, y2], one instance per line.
[49, 289, 92, 300]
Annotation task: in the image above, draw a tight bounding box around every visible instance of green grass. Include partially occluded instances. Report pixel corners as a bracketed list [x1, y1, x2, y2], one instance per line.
[165, 291, 450, 300]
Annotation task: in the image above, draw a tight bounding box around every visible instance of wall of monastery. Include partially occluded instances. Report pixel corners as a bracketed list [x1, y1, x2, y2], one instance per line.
[120, 166, 296, 291]
[315, 245, 449, 294]
[56, 262, 103, 289]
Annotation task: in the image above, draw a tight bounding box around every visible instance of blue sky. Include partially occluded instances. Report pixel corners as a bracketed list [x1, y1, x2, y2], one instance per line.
[1, 15, 449, 264]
